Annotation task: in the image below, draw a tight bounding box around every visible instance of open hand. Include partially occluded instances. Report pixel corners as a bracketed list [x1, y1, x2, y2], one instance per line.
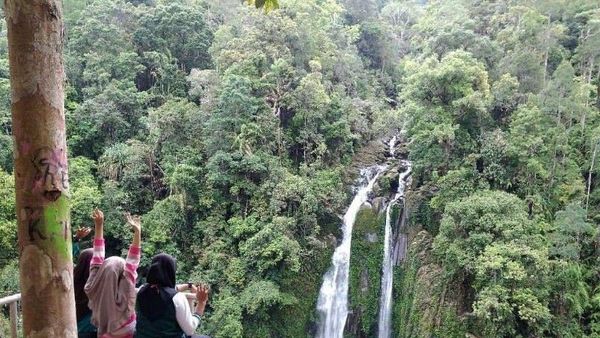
[91, 209, 104, 226]
[196, 284, 210, 304]
[125, 212, 141, 233]
[75, 226, 92, 240]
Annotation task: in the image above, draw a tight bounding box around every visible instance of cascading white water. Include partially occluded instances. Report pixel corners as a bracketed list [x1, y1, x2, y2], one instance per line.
[377, 160, 411, 338]
[316, 165, 386, 338]
[389, 136, 397, 156]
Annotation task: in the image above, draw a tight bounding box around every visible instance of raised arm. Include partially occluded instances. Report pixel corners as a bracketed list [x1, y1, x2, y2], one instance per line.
[93, 209, 104, 240]
[85, 209, 105, 293]
[173, 285, 210, 336]
[125, 213, 141, 247]
[124, 213, 142, 284]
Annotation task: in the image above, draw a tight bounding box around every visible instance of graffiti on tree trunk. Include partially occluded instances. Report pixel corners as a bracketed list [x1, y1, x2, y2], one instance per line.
[31, 147, 69, 202]
[22, 207, 46, 241]
[18, 147, 70, 246]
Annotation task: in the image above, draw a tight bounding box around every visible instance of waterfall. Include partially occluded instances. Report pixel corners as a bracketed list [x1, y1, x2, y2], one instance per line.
[377, 160, 411, 338]
[389, 136, 397, 156]
[316, 165, 386, 338]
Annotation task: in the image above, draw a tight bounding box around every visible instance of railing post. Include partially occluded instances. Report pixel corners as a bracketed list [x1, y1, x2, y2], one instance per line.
[9, 301, 18, 338]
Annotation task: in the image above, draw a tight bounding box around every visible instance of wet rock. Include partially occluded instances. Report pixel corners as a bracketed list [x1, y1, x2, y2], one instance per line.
[384, 167, 399, 179]
[326, 234, 337, 247]
[360, 269, 370, 293]
[372, 197, 386, 213]
[360, 201, 373, 211]
[345, 310, 361, 336]
[366, 232, 378, 243]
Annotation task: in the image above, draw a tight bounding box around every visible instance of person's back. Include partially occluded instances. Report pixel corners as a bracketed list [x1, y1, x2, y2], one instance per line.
[135, 254, 209, 338]
[84, 209, 142, 338]
[74, 248, 96, 338]
[135, 287, 189, 338]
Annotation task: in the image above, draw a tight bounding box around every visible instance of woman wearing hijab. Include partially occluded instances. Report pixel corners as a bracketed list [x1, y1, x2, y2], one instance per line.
[135, 253, 210, 338]
[74, 248, 97, 338]
[85, 209, 142, 338]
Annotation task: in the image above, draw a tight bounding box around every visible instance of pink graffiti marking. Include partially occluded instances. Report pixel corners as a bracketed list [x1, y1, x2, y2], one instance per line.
[19, 141, 32, 156]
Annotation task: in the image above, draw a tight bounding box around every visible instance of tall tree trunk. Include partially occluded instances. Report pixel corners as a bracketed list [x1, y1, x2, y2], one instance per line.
[5, 0, 77, 337]
[542, 17, 550, 87]
[587, 141, 598, 214]
[581, 58, 594, 134]
[582, 99, 588, 134]
[596, 64, 600, 109]
[543, 48, 549, 87]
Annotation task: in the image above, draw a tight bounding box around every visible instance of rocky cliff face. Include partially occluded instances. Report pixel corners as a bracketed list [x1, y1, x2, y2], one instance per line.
[392, 230, 468, 338]
[344, 136, 413, 337]
[343, 136, 468, 338]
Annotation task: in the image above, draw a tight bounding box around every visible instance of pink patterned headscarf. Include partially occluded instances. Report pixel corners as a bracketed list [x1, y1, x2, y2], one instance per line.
[85, 256, 136, 335]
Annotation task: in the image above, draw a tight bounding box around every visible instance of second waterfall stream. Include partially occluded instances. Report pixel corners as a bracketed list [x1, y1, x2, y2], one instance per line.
[378, 160, 411, 338]
[316, 136, 412, 338]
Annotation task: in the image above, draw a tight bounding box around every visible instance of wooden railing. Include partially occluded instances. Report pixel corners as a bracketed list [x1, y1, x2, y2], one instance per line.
[0, 293, 20, 338]
[0, 292, 196, 338]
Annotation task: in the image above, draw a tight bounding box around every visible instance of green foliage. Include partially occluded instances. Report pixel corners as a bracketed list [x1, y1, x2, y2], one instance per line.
[0, 169, 15, 266]
[550, 203, 596, 260]
[69, 157, 102, 230]
[141, 196, 185, 264]
[0, 259, 19, 297]
[245, 0, 279, 12]
[133, 3, 213, 72]
[239, 217, 301, 273]
[0, 0, 599, 337]
[397, 6, 600, 333]
[434, 191, 551, 336]
[349, 208, 385, 335]
[0, 259, 19, 337]
[208, 289, 244, 338]
[403, 51, 491, 181]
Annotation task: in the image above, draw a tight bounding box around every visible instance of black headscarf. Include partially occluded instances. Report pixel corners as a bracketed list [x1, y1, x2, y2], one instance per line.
[137, 253, 178, 320]
[74, 248, 94, 322]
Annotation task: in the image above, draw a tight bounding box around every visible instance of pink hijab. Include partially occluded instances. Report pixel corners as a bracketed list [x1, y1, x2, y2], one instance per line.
[85, 256, 136, 335]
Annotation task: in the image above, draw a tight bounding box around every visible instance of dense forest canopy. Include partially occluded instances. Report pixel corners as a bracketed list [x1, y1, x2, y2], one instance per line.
[1, 0, 600, 337]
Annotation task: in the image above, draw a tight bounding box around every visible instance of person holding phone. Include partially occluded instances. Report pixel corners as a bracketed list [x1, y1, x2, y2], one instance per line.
[135, 253, 210, 338]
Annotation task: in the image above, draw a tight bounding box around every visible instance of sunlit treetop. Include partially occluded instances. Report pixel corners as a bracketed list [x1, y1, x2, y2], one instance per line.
[244, 0, 279, 11]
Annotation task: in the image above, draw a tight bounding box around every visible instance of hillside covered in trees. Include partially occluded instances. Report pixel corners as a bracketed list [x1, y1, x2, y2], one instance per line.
[1, 0, 600, 337]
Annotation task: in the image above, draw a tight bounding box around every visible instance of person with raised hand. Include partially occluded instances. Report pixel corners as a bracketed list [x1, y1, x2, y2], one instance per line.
[135, 253, 210, 338]
[73, 225, 92, 259]
[85, 209, 142, 338]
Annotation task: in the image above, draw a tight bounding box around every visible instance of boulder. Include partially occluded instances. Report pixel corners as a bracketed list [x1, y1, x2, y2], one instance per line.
[371, 197, 386, 213]
[360, 201, 373, 211]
